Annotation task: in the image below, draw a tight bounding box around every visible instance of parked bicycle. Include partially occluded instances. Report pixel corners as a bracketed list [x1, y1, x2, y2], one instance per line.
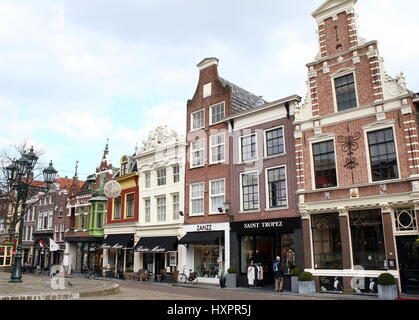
[83, 267, 98, 279]
[177, 265, 199, 284]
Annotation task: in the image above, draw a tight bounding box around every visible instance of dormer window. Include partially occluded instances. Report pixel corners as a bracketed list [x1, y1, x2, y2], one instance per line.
[203, 82, 212, 98]
[120, 156, 129, 176]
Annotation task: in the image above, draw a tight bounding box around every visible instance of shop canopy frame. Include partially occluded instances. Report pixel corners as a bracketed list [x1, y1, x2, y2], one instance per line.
[178, 231, 224, 246]
[134, 236, 178, 253]
[102, 234, 134, 249]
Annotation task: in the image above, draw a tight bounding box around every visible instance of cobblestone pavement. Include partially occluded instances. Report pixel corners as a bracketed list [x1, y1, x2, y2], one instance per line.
[76, 279, 354, 300]
[0, 272, 117, 299]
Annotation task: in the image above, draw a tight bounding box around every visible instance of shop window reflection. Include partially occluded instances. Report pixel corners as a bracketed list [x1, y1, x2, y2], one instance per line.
[194, 245, 222, 278]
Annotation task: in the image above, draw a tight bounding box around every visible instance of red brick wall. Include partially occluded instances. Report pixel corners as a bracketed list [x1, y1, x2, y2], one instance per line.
[184, 63, 232, 225]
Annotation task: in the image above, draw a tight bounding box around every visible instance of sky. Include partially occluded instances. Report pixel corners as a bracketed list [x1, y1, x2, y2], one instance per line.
[0, 0, 418, 180]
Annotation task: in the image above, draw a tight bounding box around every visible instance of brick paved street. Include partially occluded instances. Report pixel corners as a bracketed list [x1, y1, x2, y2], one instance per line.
[76, 279, 374, 301]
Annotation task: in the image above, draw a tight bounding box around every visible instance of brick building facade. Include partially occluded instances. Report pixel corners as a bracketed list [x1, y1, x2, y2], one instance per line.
[294, 0, 419, 295]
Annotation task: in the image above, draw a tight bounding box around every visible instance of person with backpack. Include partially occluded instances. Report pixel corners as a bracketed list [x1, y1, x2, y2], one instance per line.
[273, 256, 284, 292]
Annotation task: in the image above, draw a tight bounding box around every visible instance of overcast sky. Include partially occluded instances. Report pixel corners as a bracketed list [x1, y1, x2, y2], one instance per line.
[1, 0, 418, 179]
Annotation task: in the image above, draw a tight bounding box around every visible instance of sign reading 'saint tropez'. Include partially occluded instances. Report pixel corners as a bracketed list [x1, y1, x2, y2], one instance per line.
[244, 221, 283, 229]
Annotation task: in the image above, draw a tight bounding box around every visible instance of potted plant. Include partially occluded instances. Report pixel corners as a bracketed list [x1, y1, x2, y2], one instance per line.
[291, 267, 302, 293]
[219, 269, 226, 288]
[377, 273, 398, 300]
[298, 271, 316, 294]
[226, 267, 238, 288]
[124, 268, 134, 280]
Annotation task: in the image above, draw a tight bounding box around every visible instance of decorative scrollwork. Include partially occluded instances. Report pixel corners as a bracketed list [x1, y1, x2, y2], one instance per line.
[338, 132, 361, 170]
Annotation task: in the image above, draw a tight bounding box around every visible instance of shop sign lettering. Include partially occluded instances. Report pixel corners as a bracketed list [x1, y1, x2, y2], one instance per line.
[196, 225, 212, 231]
[244, 221, 284, 229]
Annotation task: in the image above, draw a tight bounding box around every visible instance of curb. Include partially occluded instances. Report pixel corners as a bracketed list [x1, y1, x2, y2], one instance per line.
[0, 283, 120, 300]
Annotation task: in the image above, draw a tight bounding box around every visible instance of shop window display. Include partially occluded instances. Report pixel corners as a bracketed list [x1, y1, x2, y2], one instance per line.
[349, 210, 386, 270]
[281, 234, 295, 275]
[240, 235, 274, 274]
[194, 246, 222, 278]
[311, 213, 343, 269]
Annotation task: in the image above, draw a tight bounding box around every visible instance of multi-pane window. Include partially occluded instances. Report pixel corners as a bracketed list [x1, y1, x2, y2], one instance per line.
[173, 165, 180, 183]
[145, 199, 151, 223]
[97, 211, 103, 229]
[192, 110, 205, 130]
[54, 225, 59, 241]
[267, 167, 287, 208]
[211, 102, 225, 124]
[37, 212, 43, 230]
[313, 140, 337, 189]
[394, 208, 418, 232]
[311, 213, 343, 269]
[241, 134, 257, 162]
[60, 224, 64, 241]
[210, 133, 225, 163]
[265, 127, 284, 156]
[79, 208, 85, 229]
[241, 172, 259, 211]
[190, 183, 204, 215]
[48, 210, 53, 229]
[43, 211, 48, 230]
[157, 168, 167, 186]
[126, 194, 135, 218]
[113, 197, 121, 220]
[145, 172, 151, 188]
[367, 128, 399, 182]
[121, 160, 129, 176]
[173, 194, 180, 220]
[334, 73, 357, 111]
[59, 207, 63, 217]
[157, 197, 166, 222]
[210, 179, 225, 213]
[30, 226, 34, 241]
[349, 210, 386, 270]
[191, 139, 205, 167]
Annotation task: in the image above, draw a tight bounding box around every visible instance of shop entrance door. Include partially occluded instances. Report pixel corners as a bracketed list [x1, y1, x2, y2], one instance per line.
[155, 253, 165, 275]
[397, 236, 419, 294]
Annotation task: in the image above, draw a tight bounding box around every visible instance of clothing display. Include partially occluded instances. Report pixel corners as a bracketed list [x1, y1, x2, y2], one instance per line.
[247, 266, 255, 286]
[247, 264, 264, 286]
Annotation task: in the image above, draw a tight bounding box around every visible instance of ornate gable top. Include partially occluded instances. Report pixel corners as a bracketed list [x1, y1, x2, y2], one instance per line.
[312, 0, 357, 20]
[140, 126, 183, 154]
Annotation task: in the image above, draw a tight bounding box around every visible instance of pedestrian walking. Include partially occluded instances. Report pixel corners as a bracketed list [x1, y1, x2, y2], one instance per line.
[273, 256, 284, 292]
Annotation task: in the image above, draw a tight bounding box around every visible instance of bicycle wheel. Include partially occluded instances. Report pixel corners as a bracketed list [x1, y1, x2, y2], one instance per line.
[178, 273, 187, 283]
[192, 276, 198, 284]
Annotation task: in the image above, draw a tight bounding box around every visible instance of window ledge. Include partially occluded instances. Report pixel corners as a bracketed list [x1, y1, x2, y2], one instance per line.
[239, 210, 261, 214]
[265, 206, 289, 211]
[189, 214, 205, 217]
[190, 165, 205, 170]
[209, 161, 226, 166]
[263, 153, 286, 160]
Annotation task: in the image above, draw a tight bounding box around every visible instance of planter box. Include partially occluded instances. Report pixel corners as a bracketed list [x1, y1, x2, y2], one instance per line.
[291, 276, 299, 293]
[298, 281, 316, 294]
[378, 284, 398, 300]
[226, 273, 237, 288]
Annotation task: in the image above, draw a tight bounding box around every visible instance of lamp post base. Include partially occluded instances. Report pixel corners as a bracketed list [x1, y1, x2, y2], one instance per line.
[9, 278, 23, 283]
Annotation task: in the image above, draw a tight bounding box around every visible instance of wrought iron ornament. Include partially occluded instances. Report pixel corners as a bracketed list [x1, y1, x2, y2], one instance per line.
[338, 130, 361, 184]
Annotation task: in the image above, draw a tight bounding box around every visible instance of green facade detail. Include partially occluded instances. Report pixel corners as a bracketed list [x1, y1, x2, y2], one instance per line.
[88, 201, 107, 237]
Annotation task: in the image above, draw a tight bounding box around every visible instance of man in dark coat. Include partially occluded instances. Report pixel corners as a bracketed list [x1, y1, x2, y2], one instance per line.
[273, 256, 284, 292]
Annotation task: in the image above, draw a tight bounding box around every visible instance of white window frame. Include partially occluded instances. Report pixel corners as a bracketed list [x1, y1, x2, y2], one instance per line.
[190, 138, 205, 168]
[172, 193, 180, 220]
[363, 123, 401, 184]
[37, 212, 43, 230]
[210, 132, 226, 164]
[239, 171, 260, 212]
[48, 209, 53, 229]
[309, 136, 340, 191]
[331, 69, 360, 113]
[265, 165, 289, 210]
[191, 109, 205, 131]
[263, 125, 286, 158]
[145, 171, 151, 188]
[209, 101, 225, 125]
[173, 165, 180, 183]
[156, 168, 167, 186]
[144, 198, 151, 223]
[190, 182, 205, 216]
[209, 178, 226, 215]
[239, 133, 258, 163]
[156, 196, 167, 222]
[203, 82, 212, 98]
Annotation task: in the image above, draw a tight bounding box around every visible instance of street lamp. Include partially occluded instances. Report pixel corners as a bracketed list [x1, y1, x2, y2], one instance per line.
[223, 200, 233, 222]
[6, 151, 58, 283]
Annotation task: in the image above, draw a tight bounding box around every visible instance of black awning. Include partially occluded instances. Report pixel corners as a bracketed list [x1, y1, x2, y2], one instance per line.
[134, 236, 178, 253]
[102, 234, 134, 249]
[178, 231, 223, 245]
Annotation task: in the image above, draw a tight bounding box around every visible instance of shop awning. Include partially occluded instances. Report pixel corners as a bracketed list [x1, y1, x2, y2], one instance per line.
[178, 231, 223, 245]
[134, 236, 178, 253]
[102, 234, 134, 249]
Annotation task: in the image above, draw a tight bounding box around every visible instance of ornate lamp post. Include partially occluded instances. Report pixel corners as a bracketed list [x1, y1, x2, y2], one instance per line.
[5, 148, 58, 283]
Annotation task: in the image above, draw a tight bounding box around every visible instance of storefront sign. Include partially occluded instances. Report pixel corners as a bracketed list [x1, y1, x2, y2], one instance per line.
[196, 224, 213, 232]
[231, 218, 301, 234]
